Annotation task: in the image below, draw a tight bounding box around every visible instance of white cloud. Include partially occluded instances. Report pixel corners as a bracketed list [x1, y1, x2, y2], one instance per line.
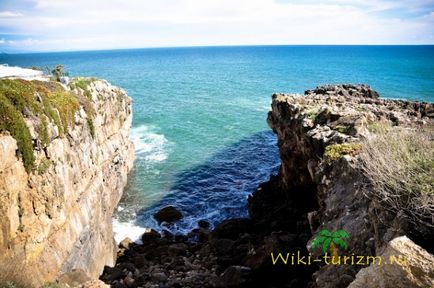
[0, 11, 23, 17]
[0, 0, 433, 52]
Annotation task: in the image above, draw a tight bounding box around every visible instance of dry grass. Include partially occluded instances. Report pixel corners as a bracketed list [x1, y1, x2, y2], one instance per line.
[358, 126, 434, 230]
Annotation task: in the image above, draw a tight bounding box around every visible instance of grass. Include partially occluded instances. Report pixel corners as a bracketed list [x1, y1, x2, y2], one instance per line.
[358, 127, 434, 231]
[69, 77, 96, 99]
[367, 122, 390, 133]
[324, 143, 363, 161]
[0, 79, 95, 172]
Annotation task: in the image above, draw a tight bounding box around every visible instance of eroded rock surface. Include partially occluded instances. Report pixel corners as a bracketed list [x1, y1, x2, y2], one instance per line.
[0, 79, 134, 286]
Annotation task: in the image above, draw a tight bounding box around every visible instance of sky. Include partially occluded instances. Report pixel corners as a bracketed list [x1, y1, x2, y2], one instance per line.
[0, 0, 433, 52]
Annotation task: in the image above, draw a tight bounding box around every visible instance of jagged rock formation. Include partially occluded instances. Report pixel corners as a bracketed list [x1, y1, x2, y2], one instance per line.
[266, 84, 434, 287]
[0, 78, 134, 286]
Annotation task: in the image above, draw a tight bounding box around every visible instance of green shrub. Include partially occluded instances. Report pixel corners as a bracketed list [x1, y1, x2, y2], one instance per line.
[50, 64, 65, 81]
[0, 94, 35, 172]
[324, 143, 362, 161]
[69, 77, 96, 99]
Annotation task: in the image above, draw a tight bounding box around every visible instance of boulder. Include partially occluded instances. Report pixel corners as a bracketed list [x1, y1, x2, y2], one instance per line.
[348, 236, 434, 288]
[153, 206, 183, 223]
[198, 220, 211, 229]
[119, 237, 133, 250]
[141, 229, 161, 243]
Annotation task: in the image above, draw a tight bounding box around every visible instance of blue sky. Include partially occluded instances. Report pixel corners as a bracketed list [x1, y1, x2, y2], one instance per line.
[0, 0, 433, 52]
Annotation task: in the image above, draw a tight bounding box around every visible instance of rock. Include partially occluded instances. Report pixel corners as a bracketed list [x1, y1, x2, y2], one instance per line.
[348, 236, 434, 288]
[142, 229, 161, 243]
[266, 85, 434, 287]
[198, 220, 211, 229]
[153, 206, 183, 224]
[152, 272, 168, 282]
[123, 276, 135, 287]
[168, 243, 188, 257]
[100, 266, 126, 282]
[78, 279, 110, 288]
[119, 237, 133, 250]
[211, 219, 253, 240]
[59, 269, 91, 286]
[133, 254, 146, 268]
[0, 78, 134, 286]
[213, 266, 251, 287]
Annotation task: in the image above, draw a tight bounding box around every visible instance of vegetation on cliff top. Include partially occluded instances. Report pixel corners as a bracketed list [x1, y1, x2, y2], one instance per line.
[0, 78, 95, 172]
[359, 127, 434, 231]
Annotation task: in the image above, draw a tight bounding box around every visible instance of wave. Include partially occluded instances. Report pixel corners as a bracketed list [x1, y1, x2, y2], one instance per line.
[112, 217, 146, 244]
[130, 124, 169, 167]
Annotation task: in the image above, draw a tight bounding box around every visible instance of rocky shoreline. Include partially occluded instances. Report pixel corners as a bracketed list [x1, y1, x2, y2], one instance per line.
[1, 80, 433, 287]
[100, 84, 434, 288]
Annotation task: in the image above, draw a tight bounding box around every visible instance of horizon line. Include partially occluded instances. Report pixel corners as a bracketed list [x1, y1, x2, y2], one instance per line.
[2, 43, 434, 55]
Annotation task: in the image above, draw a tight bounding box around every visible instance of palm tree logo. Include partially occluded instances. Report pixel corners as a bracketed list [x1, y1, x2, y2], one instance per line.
[311, 229, 350, 258]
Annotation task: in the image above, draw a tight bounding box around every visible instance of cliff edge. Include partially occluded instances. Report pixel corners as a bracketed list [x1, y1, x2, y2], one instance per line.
[0, 77, 134, 286]
[263, 84, 434, 287]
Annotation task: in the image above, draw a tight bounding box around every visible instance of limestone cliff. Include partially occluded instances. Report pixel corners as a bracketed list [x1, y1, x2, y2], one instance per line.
[265, 84, 434, 287]
[0, 78, 134, 286]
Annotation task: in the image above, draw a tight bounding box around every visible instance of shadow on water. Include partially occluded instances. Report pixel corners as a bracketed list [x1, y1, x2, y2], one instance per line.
[132, 130, 280, 234]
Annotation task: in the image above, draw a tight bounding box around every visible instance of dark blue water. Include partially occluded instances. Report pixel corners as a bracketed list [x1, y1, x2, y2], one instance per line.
[2, 45, 433, 240]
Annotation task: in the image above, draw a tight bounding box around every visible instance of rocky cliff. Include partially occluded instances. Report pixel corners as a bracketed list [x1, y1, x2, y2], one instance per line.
[99, 84, 433, 288]
[0, 78, 134, 286]
[265, 84, 434, 287]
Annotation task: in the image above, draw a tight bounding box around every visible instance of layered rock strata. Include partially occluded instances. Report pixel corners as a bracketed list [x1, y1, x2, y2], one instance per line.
[0, 78, 134, 286]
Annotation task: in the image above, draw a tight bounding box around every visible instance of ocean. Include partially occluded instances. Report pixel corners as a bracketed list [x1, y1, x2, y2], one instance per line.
[2, 45, 433, 241]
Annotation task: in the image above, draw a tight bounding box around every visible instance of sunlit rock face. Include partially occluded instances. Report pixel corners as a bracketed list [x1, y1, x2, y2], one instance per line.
[0, 78, 134, 286]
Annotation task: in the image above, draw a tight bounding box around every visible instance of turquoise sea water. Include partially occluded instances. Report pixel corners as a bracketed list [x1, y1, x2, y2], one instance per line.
[2, 45, 433, 240]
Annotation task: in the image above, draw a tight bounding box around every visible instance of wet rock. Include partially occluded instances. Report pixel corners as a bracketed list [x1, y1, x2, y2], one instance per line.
[198, 220, 211, 229]
[154, 206, 183, 223]
[142, 229, 161, 243]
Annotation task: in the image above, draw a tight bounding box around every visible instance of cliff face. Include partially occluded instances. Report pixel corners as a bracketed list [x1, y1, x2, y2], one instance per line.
[0, 78, 134, 286]
[265, 85, 434, 287]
